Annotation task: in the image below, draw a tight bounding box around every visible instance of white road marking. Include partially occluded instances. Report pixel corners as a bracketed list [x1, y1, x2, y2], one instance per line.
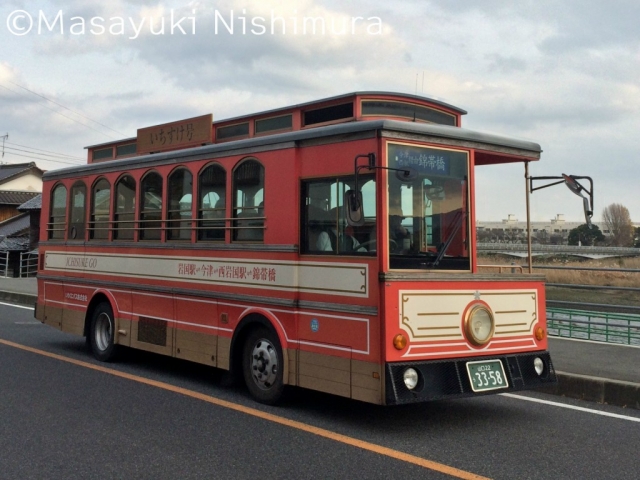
[501, 393, 640, 422]
[0, 302, 34, 310]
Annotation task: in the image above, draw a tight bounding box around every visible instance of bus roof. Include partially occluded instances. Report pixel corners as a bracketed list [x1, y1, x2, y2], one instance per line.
[47, 119, 541, 181]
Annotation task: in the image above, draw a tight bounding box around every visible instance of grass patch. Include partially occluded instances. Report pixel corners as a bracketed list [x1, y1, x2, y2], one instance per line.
[478, 254, 640, 311]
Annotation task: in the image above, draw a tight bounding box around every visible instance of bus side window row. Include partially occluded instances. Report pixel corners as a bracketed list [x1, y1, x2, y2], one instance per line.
[47, 159, 265, 243]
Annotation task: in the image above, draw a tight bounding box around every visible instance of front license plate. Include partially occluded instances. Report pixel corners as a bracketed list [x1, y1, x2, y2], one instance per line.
[466, 359, 509, 392]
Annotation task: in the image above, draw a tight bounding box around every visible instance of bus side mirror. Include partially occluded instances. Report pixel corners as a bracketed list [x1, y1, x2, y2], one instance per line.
[345, 190, 364, 226]
[562, 174, 593, 228]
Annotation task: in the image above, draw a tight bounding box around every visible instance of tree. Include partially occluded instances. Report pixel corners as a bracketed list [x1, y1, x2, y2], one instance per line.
[535, 229, 549, 245]
[602, 203, 634, 246]
[568, 224, 605, 246]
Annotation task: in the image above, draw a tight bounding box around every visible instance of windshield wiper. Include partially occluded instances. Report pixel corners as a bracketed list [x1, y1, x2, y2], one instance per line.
[432, 210, 466, 267]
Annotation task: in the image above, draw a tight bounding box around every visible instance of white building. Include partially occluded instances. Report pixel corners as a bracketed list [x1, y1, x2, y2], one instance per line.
[476, 214, 639, 244]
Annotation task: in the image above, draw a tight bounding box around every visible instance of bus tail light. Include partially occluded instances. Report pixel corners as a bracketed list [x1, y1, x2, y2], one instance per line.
[393, 334, 407, 350]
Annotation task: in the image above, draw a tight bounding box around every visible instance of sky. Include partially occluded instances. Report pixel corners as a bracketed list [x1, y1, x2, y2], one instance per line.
[1, 0, 638, 222]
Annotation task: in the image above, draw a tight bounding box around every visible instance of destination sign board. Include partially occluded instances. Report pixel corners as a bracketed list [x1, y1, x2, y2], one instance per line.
[137, 113, 213, 155]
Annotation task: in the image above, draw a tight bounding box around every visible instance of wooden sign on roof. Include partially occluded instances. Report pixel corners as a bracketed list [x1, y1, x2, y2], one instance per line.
[137, 114, 213, 155]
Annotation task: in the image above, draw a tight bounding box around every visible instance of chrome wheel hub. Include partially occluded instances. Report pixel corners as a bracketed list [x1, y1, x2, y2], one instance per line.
[250, 338, 278, 390]
[95, 312, 112, 352]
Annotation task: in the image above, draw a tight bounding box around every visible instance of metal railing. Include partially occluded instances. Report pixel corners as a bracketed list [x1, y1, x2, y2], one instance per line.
[19, 251, 38, 278]
[478, 243, 640, 255]
[0, 251, 9, 278]
[547, 307, 640, 346]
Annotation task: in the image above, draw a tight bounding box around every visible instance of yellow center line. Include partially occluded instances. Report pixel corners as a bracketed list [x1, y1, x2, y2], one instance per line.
[0, 338, 490, 480]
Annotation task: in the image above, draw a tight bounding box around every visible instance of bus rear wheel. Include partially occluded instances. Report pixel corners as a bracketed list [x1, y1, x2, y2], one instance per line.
[242, 327, 284, 405]
[89, 302, 119, 362]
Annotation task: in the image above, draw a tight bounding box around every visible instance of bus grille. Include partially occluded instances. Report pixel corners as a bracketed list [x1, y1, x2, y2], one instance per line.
[138, 316, 167, 346]
[385, 351, 556, 405]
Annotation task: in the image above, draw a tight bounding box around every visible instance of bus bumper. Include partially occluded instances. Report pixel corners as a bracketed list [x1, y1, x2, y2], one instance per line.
[385, 351, 556, 405]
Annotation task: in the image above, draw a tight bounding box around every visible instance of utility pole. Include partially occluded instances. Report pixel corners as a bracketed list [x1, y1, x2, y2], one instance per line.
[0, 133, 7, 158]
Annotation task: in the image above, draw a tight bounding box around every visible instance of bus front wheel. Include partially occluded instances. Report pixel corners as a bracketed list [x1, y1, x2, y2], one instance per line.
[242, 327, 285, 404]
[89, 302, 119, 362]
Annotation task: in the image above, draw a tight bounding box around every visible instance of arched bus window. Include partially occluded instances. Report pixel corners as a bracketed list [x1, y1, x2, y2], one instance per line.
[114, 175, 136, 240]
[90, 178, 111, 240]
[167, 168, 193, 241]
[140, 171, 162, 241]
[233, 159, 264, 242]
[198, 163, 226, 241]
[49, 184, 67, 240]
[68, 181, 86, 240]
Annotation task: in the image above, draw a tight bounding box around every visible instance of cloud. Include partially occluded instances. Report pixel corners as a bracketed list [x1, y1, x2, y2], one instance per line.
[2, 0, 640, 221]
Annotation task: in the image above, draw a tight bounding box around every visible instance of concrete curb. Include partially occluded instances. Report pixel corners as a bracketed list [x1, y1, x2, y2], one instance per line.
[0, 290, 36, 308]
[538, 371, 640, 410]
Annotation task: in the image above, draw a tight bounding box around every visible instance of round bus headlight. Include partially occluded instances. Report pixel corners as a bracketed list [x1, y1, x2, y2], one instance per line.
[403, 368, 419, 390]
[464, 305, 495, 346]
[534, 357, 545, 376]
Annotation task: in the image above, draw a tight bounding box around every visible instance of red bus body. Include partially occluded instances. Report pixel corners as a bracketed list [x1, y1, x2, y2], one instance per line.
[35, 92, 555, 404]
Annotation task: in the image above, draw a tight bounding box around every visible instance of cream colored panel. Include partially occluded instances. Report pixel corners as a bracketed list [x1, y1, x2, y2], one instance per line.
[175, 329, 217, 366]
[298, 350, 351, 397]
[217, 336, 231, 370]
[400, 292, 465, 341]
[286, 349, 298, 386]
[351, 359, 382, 404]
[116, 318, 132, 347]
[400, 289, 538, 342]
[483, 291, 538, 336]
[43, 305, 63, 329]
[61, 309, 85, 335]
[44, 252, 368, 298]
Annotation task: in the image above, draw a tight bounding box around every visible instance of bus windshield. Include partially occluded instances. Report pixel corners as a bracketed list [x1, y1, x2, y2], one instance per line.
[387, 143, 470, 270]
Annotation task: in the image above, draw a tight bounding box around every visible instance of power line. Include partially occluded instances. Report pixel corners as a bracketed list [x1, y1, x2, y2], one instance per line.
[0, 83, 118, 140]
[7, 80, 127, 137]
[4, 146, 83, 162]
[5, 142, 84, 160]
[3, 151, 84, 166]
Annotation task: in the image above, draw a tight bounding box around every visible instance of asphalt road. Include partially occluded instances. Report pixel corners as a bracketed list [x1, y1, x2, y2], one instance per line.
[1, 301, 639, 480]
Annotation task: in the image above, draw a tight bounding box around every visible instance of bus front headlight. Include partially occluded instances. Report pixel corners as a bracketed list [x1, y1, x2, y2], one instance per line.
[464, 305, 495, 346]
[403, 368, 419, 390]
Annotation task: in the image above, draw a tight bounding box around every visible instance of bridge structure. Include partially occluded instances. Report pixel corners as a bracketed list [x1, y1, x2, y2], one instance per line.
[477, 243, 640, 259]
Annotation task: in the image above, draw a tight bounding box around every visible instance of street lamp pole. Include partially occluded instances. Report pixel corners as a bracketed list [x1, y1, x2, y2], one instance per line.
[525, 162, 532, 273]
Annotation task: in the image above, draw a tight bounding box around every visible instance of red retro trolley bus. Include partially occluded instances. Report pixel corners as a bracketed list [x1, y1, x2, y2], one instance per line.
[35, 92, 557, 404]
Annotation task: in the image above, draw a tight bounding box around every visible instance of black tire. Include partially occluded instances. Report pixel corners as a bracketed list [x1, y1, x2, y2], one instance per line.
[242, 326, 285, 405]
[89, 302, 119, 362]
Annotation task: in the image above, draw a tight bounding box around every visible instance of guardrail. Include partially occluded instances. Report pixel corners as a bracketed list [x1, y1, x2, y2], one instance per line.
[0, 251, 9, 278]
[19, 251, 38, 278]
[478, 243, 640, 255]
[547, 307, 640, 346]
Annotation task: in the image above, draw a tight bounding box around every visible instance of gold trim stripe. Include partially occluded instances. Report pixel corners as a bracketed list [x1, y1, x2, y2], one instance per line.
[417, 326, 460, 331]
